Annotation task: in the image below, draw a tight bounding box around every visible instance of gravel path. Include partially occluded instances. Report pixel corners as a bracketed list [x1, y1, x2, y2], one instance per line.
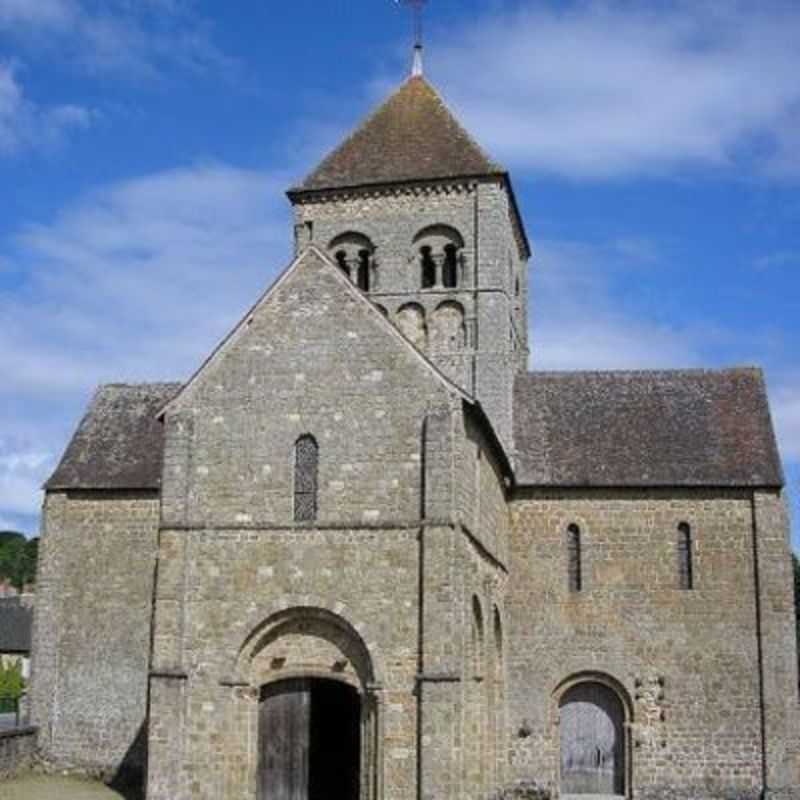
[1, 775, 129, 799]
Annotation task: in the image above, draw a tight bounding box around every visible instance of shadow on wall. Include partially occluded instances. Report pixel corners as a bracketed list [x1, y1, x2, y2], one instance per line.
[107, 722, 147, 800]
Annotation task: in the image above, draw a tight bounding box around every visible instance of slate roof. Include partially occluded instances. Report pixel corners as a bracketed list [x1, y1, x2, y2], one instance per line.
[0, 597, 32, 654]
[513, 368, 784, 488]
[45, 383, 181, 491]
[45, 371, 783, 492]
[292, 76, 505, 193]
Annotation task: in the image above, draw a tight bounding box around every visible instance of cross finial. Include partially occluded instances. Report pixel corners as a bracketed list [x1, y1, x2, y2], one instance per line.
[397, 0, 428, 76]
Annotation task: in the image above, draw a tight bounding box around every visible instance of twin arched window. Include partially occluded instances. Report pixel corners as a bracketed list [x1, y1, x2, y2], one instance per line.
[415, 225, 464, 290]
[329, 232, 375, 293]
[327, 226, 465, 292]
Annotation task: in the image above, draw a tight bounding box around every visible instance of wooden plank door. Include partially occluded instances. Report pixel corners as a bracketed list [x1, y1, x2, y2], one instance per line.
[258, 679, 311, 800]
[560, 683, 624, 796]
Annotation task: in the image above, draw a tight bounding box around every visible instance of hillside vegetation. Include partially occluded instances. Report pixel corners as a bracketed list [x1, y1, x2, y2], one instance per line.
[0, 531, 38, 590]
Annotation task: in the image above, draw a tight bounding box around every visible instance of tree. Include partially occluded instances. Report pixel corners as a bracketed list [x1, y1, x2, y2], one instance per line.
[0, 531, 38, 590]
[0, 659, 25, 712]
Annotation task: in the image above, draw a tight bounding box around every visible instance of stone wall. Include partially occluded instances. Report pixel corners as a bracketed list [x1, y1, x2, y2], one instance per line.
[0, 726, 37, 780]
[160, 249, 456, 531]
[30, 490, 159, 782]
[505, 487, 799, 799]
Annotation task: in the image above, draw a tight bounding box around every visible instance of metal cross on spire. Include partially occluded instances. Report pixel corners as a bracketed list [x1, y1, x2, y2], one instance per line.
[397, 0, 428, 76]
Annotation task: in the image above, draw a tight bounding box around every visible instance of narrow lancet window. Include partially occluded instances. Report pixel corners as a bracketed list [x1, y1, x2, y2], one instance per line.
[567, 524, 582, 593]
[294, 435, 319, 523]
[678, 522, 693, 590]
[443, 244, 458, 288]
[420, 246, 436, 288]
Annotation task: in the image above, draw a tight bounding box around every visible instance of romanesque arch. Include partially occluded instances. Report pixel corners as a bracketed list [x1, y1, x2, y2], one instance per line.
[412, 224, 465, 289]
[236, 607, 381, 800]
[554, 673, 632, 798]
[430, 301, 466, 351]
[328, 231, 376, 291]
[395, 303, 427, 350]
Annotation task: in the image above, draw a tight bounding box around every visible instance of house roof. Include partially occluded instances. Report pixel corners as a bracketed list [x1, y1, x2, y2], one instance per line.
[0, 597, 32, 654]
[45, 383, 181, 491]
[291, 76, 505, 193]
[513, 368, 784, 488]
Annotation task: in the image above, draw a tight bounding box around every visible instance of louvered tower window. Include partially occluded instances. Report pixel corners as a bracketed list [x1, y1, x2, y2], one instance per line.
[294, 435, 319, 523]
[677, 522, 693, 590]
[567, 524, 582, 593]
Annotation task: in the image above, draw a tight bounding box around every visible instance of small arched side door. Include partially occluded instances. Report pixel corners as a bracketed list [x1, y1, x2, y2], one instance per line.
[559, 682, 626, 796]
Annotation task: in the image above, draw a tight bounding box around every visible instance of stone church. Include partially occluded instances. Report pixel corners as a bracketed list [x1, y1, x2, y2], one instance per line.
[29, 56, 799, 800]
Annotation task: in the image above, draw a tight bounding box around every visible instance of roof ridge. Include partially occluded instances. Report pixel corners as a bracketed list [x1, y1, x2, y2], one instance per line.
[520, 366, 763, 378]
[418, 77, 504, 174]
[101, 381, 183, 389]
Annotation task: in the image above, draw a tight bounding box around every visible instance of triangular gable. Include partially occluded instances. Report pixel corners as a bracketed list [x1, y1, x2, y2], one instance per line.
[159, 246, 473, 418]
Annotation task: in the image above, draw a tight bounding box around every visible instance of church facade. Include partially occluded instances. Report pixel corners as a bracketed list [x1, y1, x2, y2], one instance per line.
[30, 70, 800, 800]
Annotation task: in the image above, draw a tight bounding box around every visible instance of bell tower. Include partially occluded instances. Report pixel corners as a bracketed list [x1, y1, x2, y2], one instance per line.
[286, 67, 530, 451]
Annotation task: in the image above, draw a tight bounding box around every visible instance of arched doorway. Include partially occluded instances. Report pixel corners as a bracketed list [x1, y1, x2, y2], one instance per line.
[258, 677, 361, 800]
[559, 681, 626, 797]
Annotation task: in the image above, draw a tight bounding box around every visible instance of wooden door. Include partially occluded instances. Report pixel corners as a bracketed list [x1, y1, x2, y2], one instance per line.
[258, 679, 311, 800]
[560, 683, 625, 796]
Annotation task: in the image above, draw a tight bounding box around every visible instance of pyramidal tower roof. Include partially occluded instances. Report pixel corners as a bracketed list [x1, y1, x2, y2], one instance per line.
[292, 75, 506, 193]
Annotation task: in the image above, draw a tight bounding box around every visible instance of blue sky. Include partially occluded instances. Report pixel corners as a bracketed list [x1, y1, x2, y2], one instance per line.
[1, 0, 798, 544]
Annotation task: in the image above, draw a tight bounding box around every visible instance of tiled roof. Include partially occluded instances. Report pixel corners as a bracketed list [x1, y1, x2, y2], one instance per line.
[292, 76, 504, 192]
[45, 383, 181, 491]
[513, 368, 784, 488]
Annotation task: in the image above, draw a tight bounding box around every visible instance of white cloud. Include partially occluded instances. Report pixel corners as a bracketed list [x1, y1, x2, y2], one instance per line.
[0, 162, 292, 521]
[773, 381, 800, 462]
[529, 238, 704, 370]
[0, 0, 75, 28]
[429, 0, 800, 180]
[0, 0, 234, 80]
[0, 62, 93, 154]
[0, 446, 51, 516]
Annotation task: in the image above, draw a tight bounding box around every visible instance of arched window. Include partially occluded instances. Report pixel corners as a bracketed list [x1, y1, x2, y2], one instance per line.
[472, 595, 484, 675]
[443, 244, 458, 288]
[413, 224, 465, 290]
[567, 524, 582, 593]
[420, 246, 436, 289]
[678, 522, 693, 590]
[294, 435, 318, 523]
[328, 232, 375, 291]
